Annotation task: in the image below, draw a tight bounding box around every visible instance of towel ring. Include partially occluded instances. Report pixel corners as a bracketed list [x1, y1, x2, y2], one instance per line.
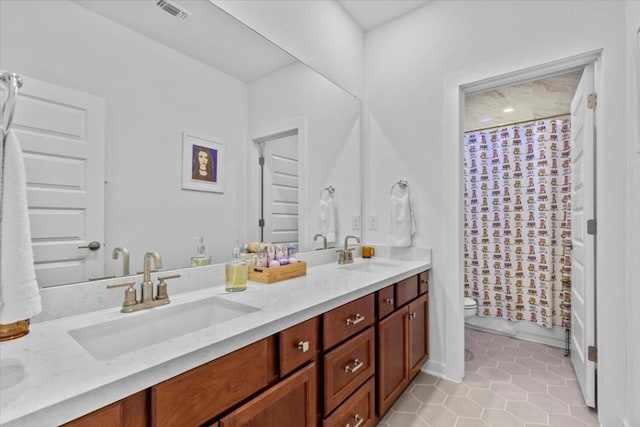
[390, 180, 409, 195]
[320, 185, 335, 198]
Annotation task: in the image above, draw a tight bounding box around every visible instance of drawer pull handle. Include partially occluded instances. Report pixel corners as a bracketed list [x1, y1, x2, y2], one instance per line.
[297, 340, 310, 352]
[385, 298, 394, 305]
[409, 312, 417, 320]
[346, 414, 364, 427]
[346, 313, 365, 325]
[344, 358, 364, 373]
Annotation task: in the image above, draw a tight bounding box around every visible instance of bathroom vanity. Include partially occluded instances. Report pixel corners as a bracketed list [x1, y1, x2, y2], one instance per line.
[0, 254, 431, 427]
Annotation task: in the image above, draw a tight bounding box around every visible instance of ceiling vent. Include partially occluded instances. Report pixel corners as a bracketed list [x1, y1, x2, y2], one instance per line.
[156, 0, 191, 20]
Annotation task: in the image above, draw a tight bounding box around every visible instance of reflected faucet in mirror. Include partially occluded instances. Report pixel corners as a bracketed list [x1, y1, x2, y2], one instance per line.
[314, 233, 327, 250]
[112, 246, 130, 277]
[338, 235, 360, 265]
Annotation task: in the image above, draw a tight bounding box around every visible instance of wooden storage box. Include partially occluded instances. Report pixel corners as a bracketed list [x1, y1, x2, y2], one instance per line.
[248, 261, 307, 284]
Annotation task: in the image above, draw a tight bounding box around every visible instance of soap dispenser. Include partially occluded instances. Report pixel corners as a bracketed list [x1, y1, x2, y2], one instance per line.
[225, 239, 247, 292]
[191, 237, 212, 266]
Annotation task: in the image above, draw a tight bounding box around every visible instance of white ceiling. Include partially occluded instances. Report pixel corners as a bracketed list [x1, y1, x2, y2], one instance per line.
[72, 0, 296, 83]
[337, 0, 432, 31]
[465, 70, 583, 131]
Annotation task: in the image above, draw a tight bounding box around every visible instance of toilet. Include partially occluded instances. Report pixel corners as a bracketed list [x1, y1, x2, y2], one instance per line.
[464, 297, 477, 320]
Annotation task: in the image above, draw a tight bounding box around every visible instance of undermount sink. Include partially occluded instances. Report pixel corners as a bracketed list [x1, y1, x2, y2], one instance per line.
[338, 260, 401, 273]
[68, 296, 259, 361]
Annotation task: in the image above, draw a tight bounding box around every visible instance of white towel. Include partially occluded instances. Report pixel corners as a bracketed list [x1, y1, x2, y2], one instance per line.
[319, 195, 337, 243]
[0, 131, 41, 323]
[389, 191, 416, 247]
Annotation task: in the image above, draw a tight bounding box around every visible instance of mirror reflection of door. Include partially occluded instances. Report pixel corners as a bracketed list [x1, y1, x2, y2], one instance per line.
[9, 74, 106, 287]
[254, 129, 299, 245]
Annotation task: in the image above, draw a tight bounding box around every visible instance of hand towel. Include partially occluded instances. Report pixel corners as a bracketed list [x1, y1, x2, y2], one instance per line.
[319, 194, 337, 243]
[389, 191, 416, 247]
[0, 130, 41, 323]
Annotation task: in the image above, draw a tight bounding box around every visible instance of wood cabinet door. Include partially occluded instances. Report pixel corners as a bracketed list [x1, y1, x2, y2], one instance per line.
[219, 362, 317, 427]
[395, 275, 418, 308]
[408, 294, 429, 380]
[62, 390, 149, 427]
[61, 402, 121, 427]
[377, 307, 408, 417]
[151, 339, 269, 427]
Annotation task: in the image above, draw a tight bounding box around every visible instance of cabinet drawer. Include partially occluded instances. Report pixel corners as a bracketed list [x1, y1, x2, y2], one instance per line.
[323, 327, 375, 415]
[151, 339, 270, 427]
[323, 294, 374, 350]
[280, 316, 319, 376]
[323, 377, 375, 427]
[377, 285, 395, 320]
[395, 275, 418, 307]
[419, 271, 429, 295]
[62, 402, 121, 427]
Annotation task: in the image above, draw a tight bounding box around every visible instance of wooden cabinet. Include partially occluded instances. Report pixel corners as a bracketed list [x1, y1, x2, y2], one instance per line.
[64, 270, 430, 427]
[61, 390, 149, 427]
[408, 294, 429, 379]
[377, 308, 408, 416]
[377, 285, 395, 320]
[323, 377, 375, 427]
[280, 316, 320, 377]
[377, 276, 429, 418]
[151, 339, 272, 427]
[323, 294, 375, 350]
[323, 327, 375, 415]
[220, 362, 316, 427]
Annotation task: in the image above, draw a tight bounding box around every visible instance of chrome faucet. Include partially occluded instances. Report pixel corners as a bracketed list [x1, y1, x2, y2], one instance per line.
[108, 250, 180, 313]
[112, 246, 130, 276]
[338, 235, 360, 264]
[314, 233, 328, 250]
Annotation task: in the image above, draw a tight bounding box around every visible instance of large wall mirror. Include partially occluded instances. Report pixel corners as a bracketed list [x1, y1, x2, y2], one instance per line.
[0, 0, 362, 287]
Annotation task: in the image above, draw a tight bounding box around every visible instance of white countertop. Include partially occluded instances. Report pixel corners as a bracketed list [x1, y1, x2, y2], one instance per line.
[0, 255, 431, 426]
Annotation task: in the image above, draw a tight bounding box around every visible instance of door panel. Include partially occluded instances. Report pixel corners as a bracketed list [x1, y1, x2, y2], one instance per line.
[570, 63, 596, 408]
[13, 75, 105, 286]
[262, 132, 299, 244]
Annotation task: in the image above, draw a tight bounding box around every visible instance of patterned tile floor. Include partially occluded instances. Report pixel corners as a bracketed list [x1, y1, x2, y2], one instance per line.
[377, 328, 599, 427]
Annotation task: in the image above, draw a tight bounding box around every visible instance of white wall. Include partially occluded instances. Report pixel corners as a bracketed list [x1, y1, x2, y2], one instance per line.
[212, 0, 365, 99]
[0, 1, 248, 272]
[625, 2, 640, 426]
[364, 1, 629, 425]
[247, 62, 362, 250]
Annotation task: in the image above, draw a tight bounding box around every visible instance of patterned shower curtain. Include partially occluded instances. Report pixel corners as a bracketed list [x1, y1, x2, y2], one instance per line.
[463, 118, 572, 328]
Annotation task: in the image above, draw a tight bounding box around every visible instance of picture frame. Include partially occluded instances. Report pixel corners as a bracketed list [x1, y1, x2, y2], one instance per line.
[182, 132, 224, 193]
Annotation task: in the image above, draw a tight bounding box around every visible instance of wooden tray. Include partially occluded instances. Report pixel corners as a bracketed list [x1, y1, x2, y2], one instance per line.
[248, 261, 307, 284]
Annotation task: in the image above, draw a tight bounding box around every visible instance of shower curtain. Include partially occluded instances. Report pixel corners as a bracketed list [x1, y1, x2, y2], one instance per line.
[463, 118, 572, 328]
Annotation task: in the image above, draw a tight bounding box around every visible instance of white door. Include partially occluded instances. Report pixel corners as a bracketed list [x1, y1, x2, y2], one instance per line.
[258, 130, 299, 245]
[570, 64, 597, 408]
[10, 75, 105, 287]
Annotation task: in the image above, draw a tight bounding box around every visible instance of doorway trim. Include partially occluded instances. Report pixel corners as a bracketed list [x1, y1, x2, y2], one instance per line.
[247, 117, 308, 249]
[449, 49, 603, 383]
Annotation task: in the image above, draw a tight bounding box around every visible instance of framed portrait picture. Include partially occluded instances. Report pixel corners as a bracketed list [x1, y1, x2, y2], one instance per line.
[182, 132, 224, 193]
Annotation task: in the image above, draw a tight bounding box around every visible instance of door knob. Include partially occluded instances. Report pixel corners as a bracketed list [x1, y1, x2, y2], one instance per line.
[78, 241, 101, 251]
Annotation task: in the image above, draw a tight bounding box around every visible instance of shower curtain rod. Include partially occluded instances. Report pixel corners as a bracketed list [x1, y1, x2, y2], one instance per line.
[465, 113, 570, 133]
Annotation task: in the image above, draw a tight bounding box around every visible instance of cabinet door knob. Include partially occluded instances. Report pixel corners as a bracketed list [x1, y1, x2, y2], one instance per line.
[344, 358, 364, 373]
[297, 340, 310, 352]
[345, 414, 364, 427]
[346, 313, 365, 325]
[385, 298, 394, 305]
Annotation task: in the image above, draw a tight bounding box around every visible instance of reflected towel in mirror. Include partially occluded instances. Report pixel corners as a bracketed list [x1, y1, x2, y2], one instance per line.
[319, 192, 337, 243]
